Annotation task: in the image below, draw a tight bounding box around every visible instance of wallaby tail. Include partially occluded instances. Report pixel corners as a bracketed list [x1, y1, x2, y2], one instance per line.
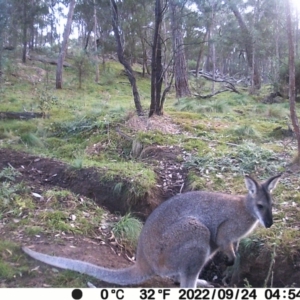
[22, 247, 150, 286]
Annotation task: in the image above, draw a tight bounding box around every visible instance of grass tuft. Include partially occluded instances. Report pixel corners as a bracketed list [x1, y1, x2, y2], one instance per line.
[112, 213, 143, 249]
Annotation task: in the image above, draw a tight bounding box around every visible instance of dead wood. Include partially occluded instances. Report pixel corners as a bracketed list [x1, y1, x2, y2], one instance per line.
[28, 55, 72, 67]
[0, 111, 46, 120]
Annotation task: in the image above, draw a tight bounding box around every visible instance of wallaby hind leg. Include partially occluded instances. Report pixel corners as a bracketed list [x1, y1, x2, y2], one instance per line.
[178, 244, 211, 288]
[157, 217, 211, 288]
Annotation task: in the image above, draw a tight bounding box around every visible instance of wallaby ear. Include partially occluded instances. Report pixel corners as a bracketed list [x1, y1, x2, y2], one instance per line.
[244, 175, 258, 195]
[265, 174, 281, 193]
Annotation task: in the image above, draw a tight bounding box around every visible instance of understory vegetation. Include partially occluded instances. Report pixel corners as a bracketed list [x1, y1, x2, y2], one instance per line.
[0, 56, 299, 287]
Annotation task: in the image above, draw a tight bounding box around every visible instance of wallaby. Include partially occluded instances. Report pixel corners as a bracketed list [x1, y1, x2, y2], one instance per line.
[23, 174, 281, 288]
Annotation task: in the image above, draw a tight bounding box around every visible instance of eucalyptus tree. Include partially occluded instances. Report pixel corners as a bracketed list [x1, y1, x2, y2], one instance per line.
[170, 0, 191, 98]
[110, 0, 143, 116]
[73, 0, 95, 50]
[227, 0, 261, 90]
[149, 0, 165, 116]
[286, 0, 300, 160]
[56, 0, 76, 89]
[0, 0, 9, 83]
[5, 0, 49, 63]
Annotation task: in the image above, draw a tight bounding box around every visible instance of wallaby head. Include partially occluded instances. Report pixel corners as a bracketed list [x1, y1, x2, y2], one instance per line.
[244, 174, 281, 228]
[22, 173, 281, 288]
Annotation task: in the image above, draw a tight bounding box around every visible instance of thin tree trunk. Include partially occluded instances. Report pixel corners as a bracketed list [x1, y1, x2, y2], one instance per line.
[0, 1, 8, 84]
[195, 29, 209, 78]
[50, 1, 55, 47]
[286, 0, 300, 160]
[110, 0, 143, 116]
[93, 0, 99, 83]
[0, 37, 2, 85]
[170, 0, 191, 98]
[149, 0, 164, 117]
[274, 1, 280, 84]
[56, 0, 76, 89]
[211, 1, 216, 94]
[229, 1, 261, 90]
[22, 2, 27, 63]
[212, 40, 216, 94]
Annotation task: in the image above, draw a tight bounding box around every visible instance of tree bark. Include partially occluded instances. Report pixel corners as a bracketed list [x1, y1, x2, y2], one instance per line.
[93, 0, 99, 83]
[170, 0, 191, 98]
[286, 0, 300, 160]
[56, 0, 76, 89]
[229, 1, 261, 90]
[0, 1, 8, 84]
[195, 29, 209, 78]
[149, 0, 164, 117]
[22, 2, 28, 63]
[110, 0, 143, 116]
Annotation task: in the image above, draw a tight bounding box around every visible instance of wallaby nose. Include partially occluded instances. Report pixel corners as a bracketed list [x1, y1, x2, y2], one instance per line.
[265, 219, 273, 228]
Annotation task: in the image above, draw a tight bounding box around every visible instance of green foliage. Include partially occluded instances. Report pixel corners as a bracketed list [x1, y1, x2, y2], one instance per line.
[0, 166, 29, 209]
[25, 225, 44, 236]
[0, 165, 21, 181]
[187, 142, 283, 176]
[251, 103, 288, 119]
[225, 94, 250, 106]
[0, 240, 19, 279]
[187, 59, 197, 70]
[49, 115, 104, 137]
[227, 124, 261, 139]
[174, 98, 230, 114]
[39, 210, 80, 233]
[182, 137, 209, 155]
[137, 131, 177, 146]
[266, 105, 288, 119]
[72, 50, 93, 89]
[48, 270, 89, 287]
[99, 64, 118, 85]
[98, 161, 157, 204]
[20, 132, 44, 148]
[278, 59, 300, 95]
[35, 85, 58, 115]
[112, 213, 143, 249]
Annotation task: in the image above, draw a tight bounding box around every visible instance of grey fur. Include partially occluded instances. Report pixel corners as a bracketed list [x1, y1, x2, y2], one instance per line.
[23, 174, 281, 288]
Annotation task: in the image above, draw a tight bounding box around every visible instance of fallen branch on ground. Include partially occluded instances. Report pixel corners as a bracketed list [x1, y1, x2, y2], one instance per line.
[0, 111, 47, 120]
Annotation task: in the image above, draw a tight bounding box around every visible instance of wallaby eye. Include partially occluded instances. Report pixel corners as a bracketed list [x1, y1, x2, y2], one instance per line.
[257, 204, 264, 210]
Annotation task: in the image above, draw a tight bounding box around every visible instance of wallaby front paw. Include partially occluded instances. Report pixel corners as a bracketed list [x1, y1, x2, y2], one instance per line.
[197, 279, 214, 288]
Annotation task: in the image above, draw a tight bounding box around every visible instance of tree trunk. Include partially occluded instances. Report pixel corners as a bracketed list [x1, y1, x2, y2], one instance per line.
[274, 1, 280, 85]
[22, 2, 27, 63]
[170, 0, 191, 98]
[286, 0, 300, 160]
[229, 1, 261, 90]
[56, 0, 76, 89]
[149, 0, 164, 117]
[110, 0, 143, 116]
[93, 0, 99, 83]
[195, 29, 209, 78]
[0, 1, 8, 84]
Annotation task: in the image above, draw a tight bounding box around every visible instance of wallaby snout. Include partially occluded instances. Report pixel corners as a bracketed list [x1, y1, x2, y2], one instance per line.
[259, 206, 273, 228]
[264, 218, 273, 228]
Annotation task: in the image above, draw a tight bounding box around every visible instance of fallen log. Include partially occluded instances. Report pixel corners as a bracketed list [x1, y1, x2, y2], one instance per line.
[28, 55, 72, 68]
[0, 111, 47, 120]
[194, 86, 240, 99]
